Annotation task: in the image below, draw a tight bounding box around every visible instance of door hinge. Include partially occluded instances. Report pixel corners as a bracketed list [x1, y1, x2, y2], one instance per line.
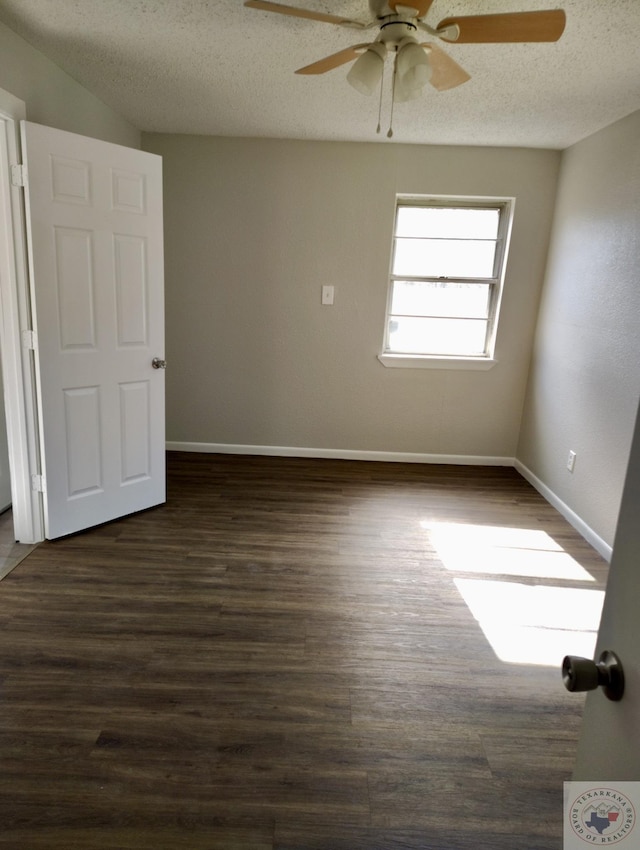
[31, 473, 45, 493]
[11, 163, 27, 188]
[22, 329, 37, 350]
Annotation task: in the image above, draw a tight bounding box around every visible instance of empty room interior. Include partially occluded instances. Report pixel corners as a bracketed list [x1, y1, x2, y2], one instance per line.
[0, 1, 639, 848]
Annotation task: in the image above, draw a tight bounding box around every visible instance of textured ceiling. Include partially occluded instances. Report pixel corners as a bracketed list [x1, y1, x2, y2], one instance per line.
[0, 0, 639, 148]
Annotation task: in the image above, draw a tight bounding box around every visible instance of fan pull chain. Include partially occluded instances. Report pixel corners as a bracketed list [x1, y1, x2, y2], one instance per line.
[376, 62, 385, 135]
[387, 58, 397, 138]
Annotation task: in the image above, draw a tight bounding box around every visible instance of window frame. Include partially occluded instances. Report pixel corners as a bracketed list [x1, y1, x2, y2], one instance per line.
[378, 194, 515, 370]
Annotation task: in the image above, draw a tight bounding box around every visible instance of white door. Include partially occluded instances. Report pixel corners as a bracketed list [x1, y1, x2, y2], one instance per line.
[573, 394, 640, 779]
[21, 121, 165, 539]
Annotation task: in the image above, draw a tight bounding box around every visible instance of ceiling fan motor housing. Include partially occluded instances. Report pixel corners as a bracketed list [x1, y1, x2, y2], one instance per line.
[379, 19, 419, 51]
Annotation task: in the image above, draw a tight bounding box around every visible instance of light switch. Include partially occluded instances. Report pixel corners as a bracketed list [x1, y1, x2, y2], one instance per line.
[321, 285, 335, 306]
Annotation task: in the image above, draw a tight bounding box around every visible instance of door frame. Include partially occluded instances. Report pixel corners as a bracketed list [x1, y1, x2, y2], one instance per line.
[0, 87, 44, 543]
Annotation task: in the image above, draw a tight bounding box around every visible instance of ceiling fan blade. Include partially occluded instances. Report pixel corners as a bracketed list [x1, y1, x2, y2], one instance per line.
[388, 0, 435, 17]
[244, 1, 368, 28]
[295, 44, 370, 75]
[421, 43, 471, 91]
[437, 9, 566, 43]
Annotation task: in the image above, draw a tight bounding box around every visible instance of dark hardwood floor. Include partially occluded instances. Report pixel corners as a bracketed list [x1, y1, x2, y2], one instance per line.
[0, 452, 608, 849]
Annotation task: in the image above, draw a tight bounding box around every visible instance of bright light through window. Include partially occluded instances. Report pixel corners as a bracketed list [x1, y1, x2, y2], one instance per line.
[420, 520, 605, 667]
[384, 198, 513, 359]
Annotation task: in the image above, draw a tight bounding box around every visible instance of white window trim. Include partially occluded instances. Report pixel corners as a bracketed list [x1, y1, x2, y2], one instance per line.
[378, 353, 497, 370]
[379, 194, 515, 369]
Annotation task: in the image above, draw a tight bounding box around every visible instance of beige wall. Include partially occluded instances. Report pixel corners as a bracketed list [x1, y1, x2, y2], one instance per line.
[0, 20, 139, 148]
[143, 133, 559, 459]
[517, 110, 640, 548]
[1, 3, 637, 552]
[1, 5, 637, 554]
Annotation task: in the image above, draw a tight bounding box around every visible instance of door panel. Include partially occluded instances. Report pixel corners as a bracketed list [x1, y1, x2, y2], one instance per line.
[120, 380, 152, 482]
[21, 121, 165, 539]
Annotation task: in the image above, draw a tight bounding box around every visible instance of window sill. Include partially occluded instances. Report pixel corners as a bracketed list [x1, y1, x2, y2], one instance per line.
[378, 353, 497, 371]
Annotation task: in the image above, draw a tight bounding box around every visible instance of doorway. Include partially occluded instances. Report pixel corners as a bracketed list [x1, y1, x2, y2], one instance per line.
[0, 88, 166, 544]
[0, 87, 45, 544]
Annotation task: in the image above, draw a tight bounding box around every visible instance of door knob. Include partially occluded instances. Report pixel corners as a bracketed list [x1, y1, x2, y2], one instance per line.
[152, 357, 166, 369]
[562, 650, 624, 701]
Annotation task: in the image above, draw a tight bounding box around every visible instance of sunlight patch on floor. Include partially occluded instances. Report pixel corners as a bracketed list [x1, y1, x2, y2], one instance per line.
[421, 521, 595, 581]
[421, 521, 604, 666]
[454, 578, 604, 666]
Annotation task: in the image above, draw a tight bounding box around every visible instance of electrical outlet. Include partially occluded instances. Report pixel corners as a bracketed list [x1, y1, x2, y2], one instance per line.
[567, 450, 577, 473]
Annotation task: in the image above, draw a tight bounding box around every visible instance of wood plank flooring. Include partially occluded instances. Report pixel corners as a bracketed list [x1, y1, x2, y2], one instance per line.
[0, 452, 608, 849]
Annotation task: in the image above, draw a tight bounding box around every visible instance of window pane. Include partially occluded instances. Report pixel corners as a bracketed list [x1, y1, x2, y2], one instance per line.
[391, 281, 491, 319]
[396, 206, 500, 240]
[393, 237, 496, 278]
[387, 316, 488, 356]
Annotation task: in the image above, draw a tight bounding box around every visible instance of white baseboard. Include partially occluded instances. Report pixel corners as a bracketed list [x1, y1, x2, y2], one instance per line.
[514, 459, 612, 562]
[165, 441, 514, 467]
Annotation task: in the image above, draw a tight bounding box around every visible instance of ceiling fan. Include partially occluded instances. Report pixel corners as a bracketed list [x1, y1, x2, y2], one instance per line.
[244, 1, 566, 111]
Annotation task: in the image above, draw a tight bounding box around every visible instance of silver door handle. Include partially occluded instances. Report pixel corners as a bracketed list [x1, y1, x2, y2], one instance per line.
[152, 357, 166, 369]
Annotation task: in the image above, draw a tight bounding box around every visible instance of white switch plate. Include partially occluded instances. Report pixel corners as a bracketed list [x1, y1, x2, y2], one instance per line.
[567, 450, 577, 472]
[321, 285, 334, 305]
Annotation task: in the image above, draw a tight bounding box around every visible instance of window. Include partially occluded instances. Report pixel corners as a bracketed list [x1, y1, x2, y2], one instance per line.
[379, 196, 514, 368]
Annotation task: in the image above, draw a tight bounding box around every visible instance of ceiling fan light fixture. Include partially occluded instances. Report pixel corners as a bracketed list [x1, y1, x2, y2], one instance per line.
[346, 42, 386, 96]
[395, 38, 431, 97]
[394, 78, 424, 103]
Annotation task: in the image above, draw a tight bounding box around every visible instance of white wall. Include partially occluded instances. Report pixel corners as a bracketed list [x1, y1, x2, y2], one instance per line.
[0, 20, 139, 148]
[517, 110, 640, 549]
[143, 133, 559, 460]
